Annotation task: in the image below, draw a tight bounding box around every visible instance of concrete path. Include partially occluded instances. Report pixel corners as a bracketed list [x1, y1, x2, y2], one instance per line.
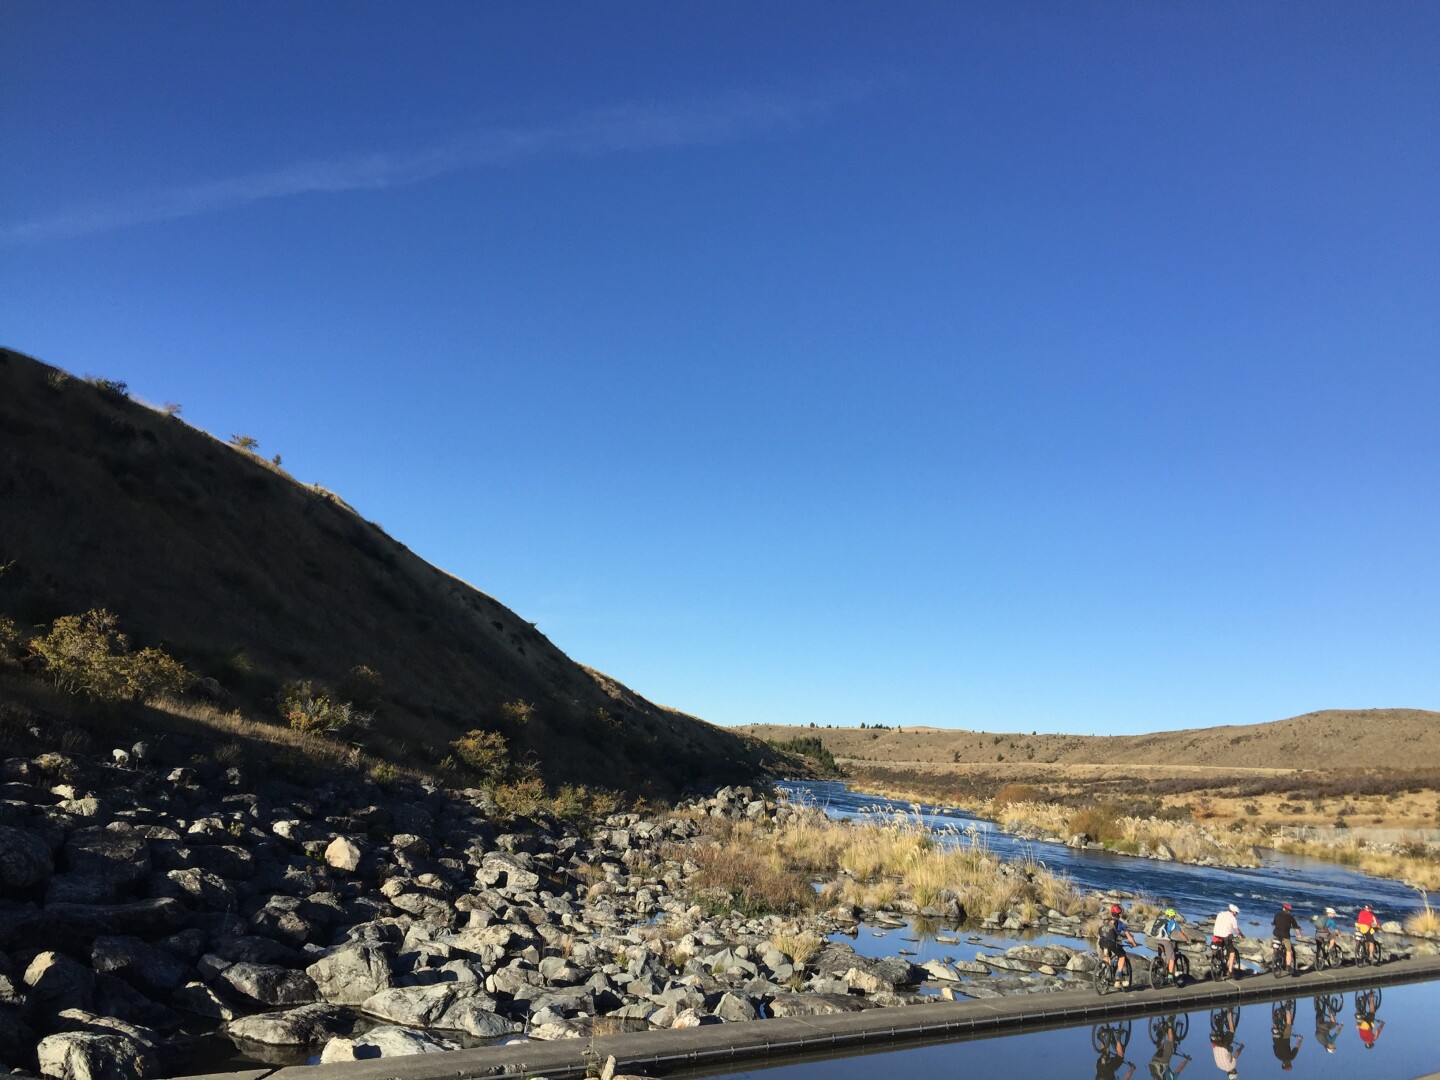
[176, 954, 1440, 1080]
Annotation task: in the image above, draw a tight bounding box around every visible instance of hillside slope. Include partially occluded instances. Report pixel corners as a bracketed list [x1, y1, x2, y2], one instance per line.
[742, 708, 1440, 772]
[0, 347, 782, 795]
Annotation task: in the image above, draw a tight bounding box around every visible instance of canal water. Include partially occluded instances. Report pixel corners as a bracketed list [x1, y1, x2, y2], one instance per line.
[781, 781, 1428, 925]
[688, 980, 1440, 1079]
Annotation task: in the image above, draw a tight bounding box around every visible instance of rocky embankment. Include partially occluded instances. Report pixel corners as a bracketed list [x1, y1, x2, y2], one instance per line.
[2, 750, 1426, 1080]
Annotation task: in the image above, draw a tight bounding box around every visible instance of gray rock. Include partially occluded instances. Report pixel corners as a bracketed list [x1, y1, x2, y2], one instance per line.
[46, 828, 150, 905]
[767, 992, 875, 1016]
[320, 1025, 455, 1062]
[91, 937, 192, 997]
[150, 868, 235, 910]
[225, 1003, 354, 1046]
[711, 991, 758, 1022]
[169, 982, 239, 1021]
[0, 825, 53, 890]
[25, 952, 96, 1014]
[306, 944, 393, 1005]
[36, 1031, 154, 1080]
[218, 962, 317, 1006]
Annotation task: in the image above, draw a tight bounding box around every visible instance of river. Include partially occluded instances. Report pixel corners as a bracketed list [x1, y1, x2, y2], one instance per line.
[781, 780, 1429, 924]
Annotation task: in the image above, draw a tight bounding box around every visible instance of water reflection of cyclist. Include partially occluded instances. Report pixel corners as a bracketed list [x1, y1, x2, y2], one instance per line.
[1209, 1008, 1244, 1079]
[1355, 989, 1384, 1050]
[1313, 995, 1344, 1054]
[1270, 1000, 1302, 1071]
[1147, 1017, 1192, 1080]
[1096, 1029, 1135, 1080]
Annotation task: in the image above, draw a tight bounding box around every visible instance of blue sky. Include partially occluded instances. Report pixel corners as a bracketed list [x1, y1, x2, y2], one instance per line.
[3, 3, 1437, 734]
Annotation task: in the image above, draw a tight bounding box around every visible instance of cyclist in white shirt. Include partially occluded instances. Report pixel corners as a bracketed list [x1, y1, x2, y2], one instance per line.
[1211, 903, 1244, 978]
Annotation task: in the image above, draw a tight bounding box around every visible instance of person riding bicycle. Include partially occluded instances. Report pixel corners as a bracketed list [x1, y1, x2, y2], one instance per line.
[1314, 906, 1340, 949]
[1211, 903, 1244, 978]
[1152, 906, 1191, 981]
[1100, 903, 1140, 986]
[1355, 902, 1380, 960]
[1271, 902, 1303, 974]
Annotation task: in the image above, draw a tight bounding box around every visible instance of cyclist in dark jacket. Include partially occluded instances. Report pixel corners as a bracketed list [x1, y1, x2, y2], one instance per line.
[1272, 903, 1303, 973]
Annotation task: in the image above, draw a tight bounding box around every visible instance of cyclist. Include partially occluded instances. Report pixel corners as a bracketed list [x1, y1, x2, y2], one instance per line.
[1355, 902, 1380, 961]
[1314, 906, 1340, 955]
[1100, 903, 1140, 987]
[1271, 902, 1303, 974]
[1211, 903, 1244, 978]
[1152, 906, 1192, 982]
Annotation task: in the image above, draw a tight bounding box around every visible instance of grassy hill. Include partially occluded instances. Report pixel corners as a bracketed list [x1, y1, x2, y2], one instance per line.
[742, 709, 1440, 772]
[0, 347, 788, 797]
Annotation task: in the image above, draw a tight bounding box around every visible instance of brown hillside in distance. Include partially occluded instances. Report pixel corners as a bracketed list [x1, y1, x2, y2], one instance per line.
[0, 348, 784, 796]
[742, 708, 1440, 772]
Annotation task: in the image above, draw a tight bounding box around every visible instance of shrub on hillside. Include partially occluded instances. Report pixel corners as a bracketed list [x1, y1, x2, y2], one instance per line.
[0, 614, 22, 664]
[766, 736, 844, 777]
[1067, 803, 1123, 844]
[278, 680, 372, 736]
[28, 609, 192, 702]
[451, 728, 510, 782]
[994, 783, 1041, 807]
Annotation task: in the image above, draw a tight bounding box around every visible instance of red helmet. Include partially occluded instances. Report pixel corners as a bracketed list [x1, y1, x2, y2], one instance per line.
[1282, 902, 1292, 911]
[1110, 904, 1123, 915]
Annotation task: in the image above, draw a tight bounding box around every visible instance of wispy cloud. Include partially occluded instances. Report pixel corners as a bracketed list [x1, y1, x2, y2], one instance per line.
[4, 85, 864, 244]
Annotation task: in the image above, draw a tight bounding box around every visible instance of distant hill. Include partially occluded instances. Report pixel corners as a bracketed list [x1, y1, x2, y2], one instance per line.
[741, 709, 1440, 772]
[0, 347, 786, 796]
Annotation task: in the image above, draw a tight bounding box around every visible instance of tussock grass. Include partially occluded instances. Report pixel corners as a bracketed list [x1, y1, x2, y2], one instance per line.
[770, 928, 823, 967]
[684, 805, 1085, 921]
[997, 800, 1260, 867]
[1267, 835, 1440, 891]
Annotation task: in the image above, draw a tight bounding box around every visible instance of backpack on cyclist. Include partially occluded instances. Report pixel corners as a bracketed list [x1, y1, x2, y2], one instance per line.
[1148, 913, 1168, 938]
[1098, 916, 1120, 951]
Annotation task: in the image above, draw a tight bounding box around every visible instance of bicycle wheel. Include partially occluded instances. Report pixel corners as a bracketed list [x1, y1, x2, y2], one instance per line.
[1149, 955, 1167, 991]
[1117, 958, 1133, 991]
[1315, 940, 1329, 970]
[1316, 993, 1343, 1016]
[1174, 1013, 1191, 1041]
[1091, 1024, 1108, 1053]
[1175, 952, 1190, 986]
[1094, 960, 1113, 995]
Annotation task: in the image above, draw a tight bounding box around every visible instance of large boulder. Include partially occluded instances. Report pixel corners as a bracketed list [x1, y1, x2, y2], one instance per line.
[305, 944, 393, 1006]
[319, 1025, 455, 1062]
[46, 829, 150, 905]
[224, 1003, 354, 1047]
[218, 962, 317, 1007]
[36, 1031, 154, 1080]
[25, 952, 96, 1014]
[91, 937, 192, 997]
[0, 826, 53, 891]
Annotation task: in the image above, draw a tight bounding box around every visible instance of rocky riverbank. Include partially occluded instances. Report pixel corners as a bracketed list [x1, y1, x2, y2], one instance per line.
[1, 749, 1428, 1080]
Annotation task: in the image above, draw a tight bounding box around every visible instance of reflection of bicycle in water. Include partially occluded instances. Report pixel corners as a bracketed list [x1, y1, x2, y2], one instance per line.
[1147, 1014, 1192, 1080]
[1209, 1008, 1244, 1079]
[1093, 1021, 1135, 1080]
[1270, 999, 1302, 1071]
[1354, 987, 1385, 1051]
[1313, 993, 1344, 1055]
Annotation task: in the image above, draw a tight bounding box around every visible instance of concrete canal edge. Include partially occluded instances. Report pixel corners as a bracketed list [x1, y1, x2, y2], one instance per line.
[175, 954, 1440, 1080]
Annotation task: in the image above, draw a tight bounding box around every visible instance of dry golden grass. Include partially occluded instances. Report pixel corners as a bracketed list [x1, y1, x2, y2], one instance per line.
[770, 928, 823, 967]
[684, 805, 1085, 921]
[1405, 908, 1440, 936]
[996, 800, 1260, 866]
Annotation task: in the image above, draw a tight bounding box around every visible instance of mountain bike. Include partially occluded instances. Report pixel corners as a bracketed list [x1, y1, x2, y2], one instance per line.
[1207, 938, 1239, 980]
[1313, 933, 1343, 970]
[1355, 931, 1382, 965]
[1148, 948, 1191, 989]
[1267, 937, 1299, 977]
[1092, 1020, 1133, 1054]
[1355, 987, 1382, 1015]
[1149, 1013, 1191, 1044]
[1093, 948, 1133, 994]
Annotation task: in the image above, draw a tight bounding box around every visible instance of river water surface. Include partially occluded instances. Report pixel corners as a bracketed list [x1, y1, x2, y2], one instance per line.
[781, 781, 1428, 924]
